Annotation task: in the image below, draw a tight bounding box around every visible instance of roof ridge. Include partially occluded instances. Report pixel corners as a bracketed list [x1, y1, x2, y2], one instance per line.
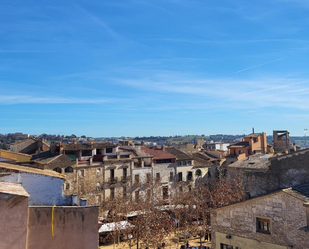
[46, 154, 62, 164]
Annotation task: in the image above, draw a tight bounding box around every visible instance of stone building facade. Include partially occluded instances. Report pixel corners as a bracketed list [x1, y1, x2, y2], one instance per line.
[227, 148, 309, 200]
[210, 185, 309, 249]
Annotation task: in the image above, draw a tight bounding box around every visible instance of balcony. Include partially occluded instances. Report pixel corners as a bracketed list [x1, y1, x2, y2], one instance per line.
[108, 177, 118, 185]
[121, 176, 130, 183]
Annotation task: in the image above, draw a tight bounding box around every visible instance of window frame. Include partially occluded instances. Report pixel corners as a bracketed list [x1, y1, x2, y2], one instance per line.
[256, 217, 271, 235]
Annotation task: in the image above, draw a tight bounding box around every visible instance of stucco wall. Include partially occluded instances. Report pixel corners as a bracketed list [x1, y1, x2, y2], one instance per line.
[211, 192, 309, 249]
[0, 195, 29, 249]
[1, 172, 70, 206]
[27, 206, 99, 249]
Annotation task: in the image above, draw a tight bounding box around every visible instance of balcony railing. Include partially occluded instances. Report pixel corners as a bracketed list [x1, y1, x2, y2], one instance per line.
[121, 176, 130, 183]
[108, 177, 118, 184]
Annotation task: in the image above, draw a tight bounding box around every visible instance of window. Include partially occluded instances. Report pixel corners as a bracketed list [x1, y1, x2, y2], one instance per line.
[256, 217, 271, 234]
[183, 161, 187, 166]
[253, 138, 257, 143]
[65, 166, 73, 173]
[123, 168, 127, 177]
[221, 244, 241, 249]
[169, 172, 174, 181]
[110, 169, 114, 180]
[146, 173, 151, 183]
[80, 169, 84, 178]
[110, 188, 115, 200]
[65, 183, 70, 190]
[188, 185, 192, 192]
[123, 186, 127, 198]
[106, 148, 113, 153]
[82, 150, 92, 156]
[177, 161, 181, 166]
[53, 167, 62, 173]
[135, 190, 139, 202]
[187, 161, 192, 165]
[187, 171, 193, 181]
[135, 174, 140, 184]
[178, 172, 183, 182]
[207, 171, 211, 178]
[196, 169, 202, 177]
[156, 159, 172, 164]
[146, 189, 151, 201]
[162, 186, 168, 200]
[156, 173, 161, 181]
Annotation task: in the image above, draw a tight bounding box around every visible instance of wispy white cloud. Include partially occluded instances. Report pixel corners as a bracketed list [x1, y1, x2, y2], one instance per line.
[0, 95, 116, 105]
[111, 68, 309, 112]
[73, 4, 122, 42]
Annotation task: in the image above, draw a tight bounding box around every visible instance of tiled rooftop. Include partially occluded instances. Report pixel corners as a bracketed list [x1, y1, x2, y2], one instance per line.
[164, 147, 193, 161]
[141, 146, 176, 160]
[228, 141, 250, 148]
[0, 182, 29, 197]
[0, 162, 65, 179]
[229, 153, 271, 170]
[62, 142, 116, 151]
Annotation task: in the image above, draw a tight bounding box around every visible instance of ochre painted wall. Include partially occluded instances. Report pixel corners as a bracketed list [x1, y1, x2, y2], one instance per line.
[215, 232, 286, 249]
[0, 150, 31, 162]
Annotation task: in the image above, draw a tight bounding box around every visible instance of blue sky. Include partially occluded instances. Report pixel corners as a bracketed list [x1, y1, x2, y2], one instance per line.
[1, 0, 309, 137]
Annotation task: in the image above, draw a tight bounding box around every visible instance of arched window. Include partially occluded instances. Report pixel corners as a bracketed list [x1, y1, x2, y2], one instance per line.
[65, 166, 73, 173]
[53, 167, 62, 173]
[195, 169, 202, 177]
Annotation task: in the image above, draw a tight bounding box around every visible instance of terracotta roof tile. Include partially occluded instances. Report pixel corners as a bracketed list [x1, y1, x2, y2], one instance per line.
[164, 147, 193, 160]
[141, 146, 176, 160]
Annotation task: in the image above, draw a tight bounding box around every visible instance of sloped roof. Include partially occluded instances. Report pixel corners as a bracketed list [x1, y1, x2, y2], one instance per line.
[284, 184, 309, 202]
[164, 147, 193, 160]
[10, 138, 34, 145]
[228, 141, 250, 148]
[141, 146, 176, 160]
[33, 154, 75, 167]
[211, 183, 309, 212]
[0, 182, 29, 197]
[190, 152, 215, 167]
[245, 133, 263, 138]
[118, 146, 138, 156]
[228, 154, 271, 170]
[0, 162, 65, 179]
[62, 142, 116, 151]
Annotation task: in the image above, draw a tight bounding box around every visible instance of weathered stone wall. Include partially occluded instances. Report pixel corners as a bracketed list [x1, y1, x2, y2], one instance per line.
[75, 163, 105, 205]
[233, 150, 309, 198]
[152, 163, 175, 201]
[211, 192, 309, 249]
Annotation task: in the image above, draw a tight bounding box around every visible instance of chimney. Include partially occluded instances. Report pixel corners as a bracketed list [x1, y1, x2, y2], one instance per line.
[252, 127, 255, 134]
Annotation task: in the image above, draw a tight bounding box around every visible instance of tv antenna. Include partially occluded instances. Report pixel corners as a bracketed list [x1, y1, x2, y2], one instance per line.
[305, 128, 308, 148]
